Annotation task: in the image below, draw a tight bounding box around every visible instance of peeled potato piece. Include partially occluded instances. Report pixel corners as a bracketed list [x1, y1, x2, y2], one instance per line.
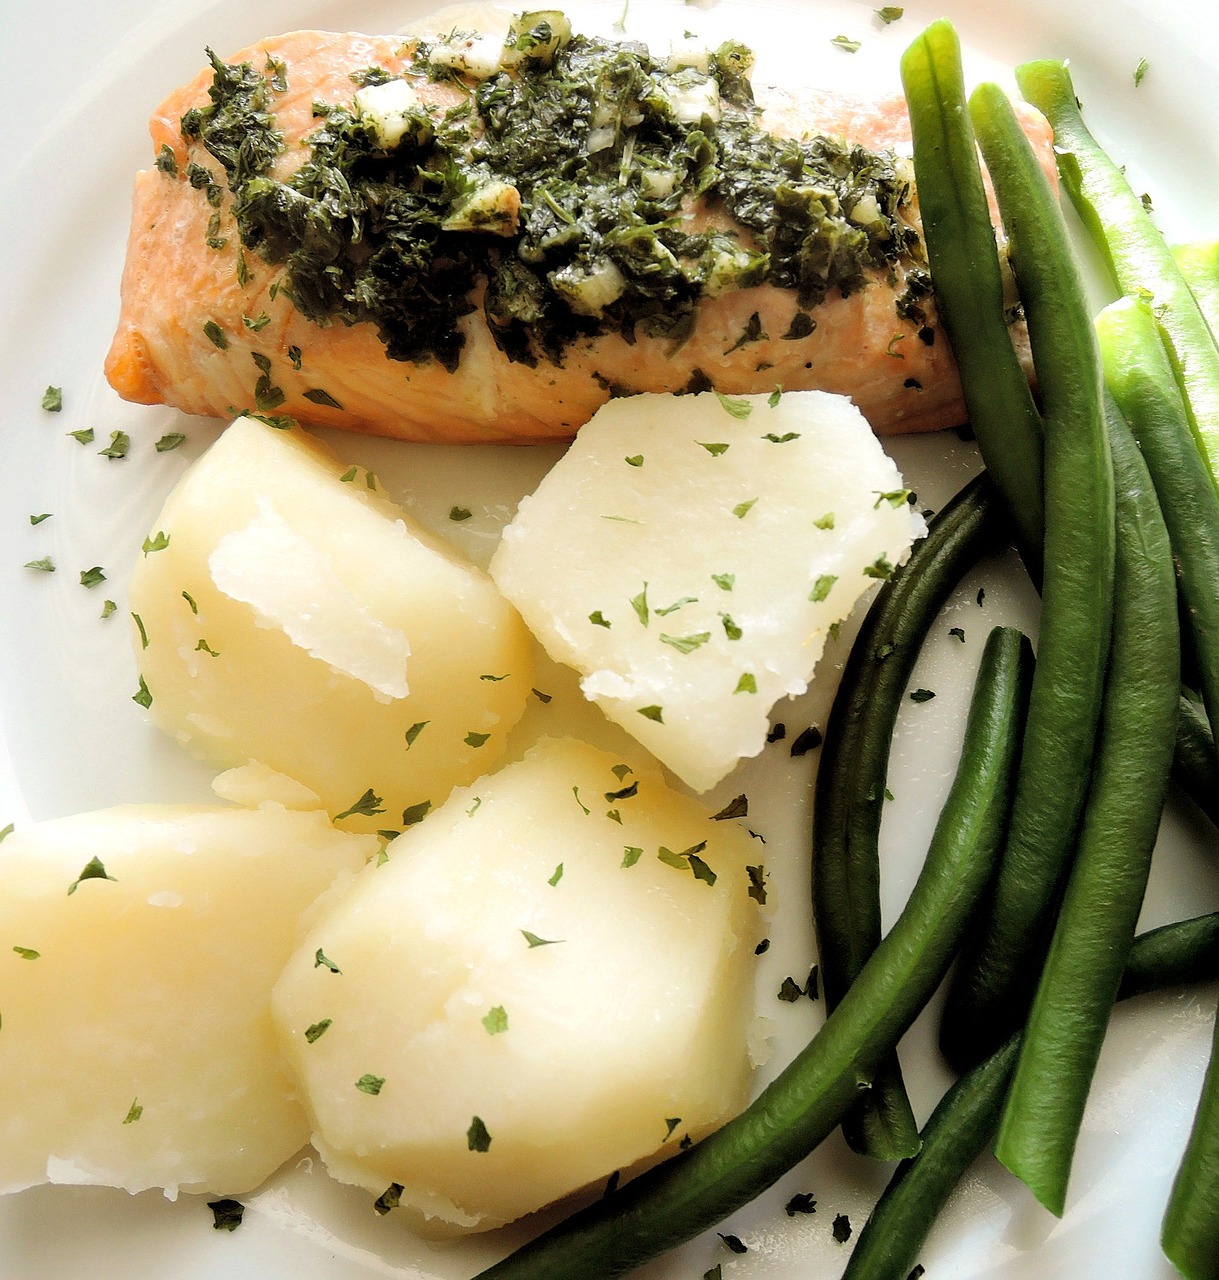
[129, 415, 534, 830]
[272, 736, 762, 1232]
[490, 390, 924, 790]
[0, 804, 377, 1197]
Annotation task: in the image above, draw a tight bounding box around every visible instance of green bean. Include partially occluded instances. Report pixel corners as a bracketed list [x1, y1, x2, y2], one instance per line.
[899, 20, 1044, 572]
[1017, 59, 1219, 494]
[937, 80, 1115, 1070]
[843, 912, 1219, 1280]
[1172, 241, 1219, 341]
[1175, 695, 1219, 827]
[813, 471, 1003, 1160]
[473, 627, 1033, 1280]
[993, 398, 1179, 1214]
[1096, 296, 1219, 747]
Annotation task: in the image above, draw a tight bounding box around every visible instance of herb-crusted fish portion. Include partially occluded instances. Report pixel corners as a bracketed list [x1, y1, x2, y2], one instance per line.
[105, 12, 1054, 443]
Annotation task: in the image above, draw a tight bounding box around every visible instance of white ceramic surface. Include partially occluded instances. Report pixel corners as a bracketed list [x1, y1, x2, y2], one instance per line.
[1, 1, 1217, 1276]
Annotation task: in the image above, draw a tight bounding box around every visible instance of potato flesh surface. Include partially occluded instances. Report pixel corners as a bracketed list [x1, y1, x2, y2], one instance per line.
[128, 417, 533, 829]
[0, 804, 377, 1197]
[490, 391, 923, 791]
[272, 737, 761, 1231]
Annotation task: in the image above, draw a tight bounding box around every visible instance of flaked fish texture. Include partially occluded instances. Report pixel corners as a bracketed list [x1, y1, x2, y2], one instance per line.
[105, 12, 1054, 444]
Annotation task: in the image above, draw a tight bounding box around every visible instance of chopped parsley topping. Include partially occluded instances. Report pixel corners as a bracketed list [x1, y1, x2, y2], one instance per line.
[533, 687, 553, 703]
[712, 794, 748, 821]
[573, 786, 590, 814]
[99, 431, 131, 460]
[699, 441, 730, 456]
[876, 6, 905, 22]
[664, 1117, 682, 1140]
[622, 845, 643, 867]
[156, 432, 187, 452]
[41, 386, 63, 412]
[813, 511, 835, 530]
[243, 312, 271, 331]
[24, 557, 55, 573]
[630, 583, 650, 626]
[949, 626, 966, 642]
[863, 553, 895, 579]
[79, 567, 106, 589]
[402, 800, 433, 826]
[314, 949, 341, 973]
[548, 863, 564, 886]
[334, 788, 385, 821]
[734, 672, 757, 694]
[660, 631, 710, 653]
[373, 1183, 404, 1215]
[809, 574, 836, 603]
[355, 1074, 385, 1095]
[303, 387, 343, 408]
[762, 431, 799, 443]
[785, 1192, 817, 1216]
[625, 454, 644, 466]
[482, 1005, 509, 1034]
[67, 428, 94, 445]
[122, 1098, 144, 1125]
[1134, 56, 1149, 87]
[184, 33, 917, 372]
[208, 1199, 245, 1232]
[715, 392, 752, 419]
[404, 720, 428, 748]
[732, 498, 757, 518]
[182, 590, 199, 614]
[831, 35, 861, 53]
[589, 610, 612, 628]
[67, 856, 116, 896]
[29, 513, 52, 525]
[0, 824, 13, 843]
[202, 322, 227, 353]
[480, 672, 509, 681]
[777, 976, 804, 1002]
[767, 387, 782, 407]
[909, 688, 936, 703]
[746, 864, 767, 904]
[142, 531, 171, 555]
[464, 730, 491, 748]
[132, 676, 153, 708]
[305, 1018, 333, 1043]
[658, 841, 716, 884]
[521, 930, 563, 948]
[637, 704, 664, 722]
[467, 1116, 492, 1152]
[655, 596, 697, 616]
[712, 572, 734, 591]
[449, 506, 473, 523]
[790, 725, 822, 756]
[13, 946, 40, 960]
[604, 781, 638, 802]
[833, 1213, 853, 1243]
[719, 1233, 748, 1254]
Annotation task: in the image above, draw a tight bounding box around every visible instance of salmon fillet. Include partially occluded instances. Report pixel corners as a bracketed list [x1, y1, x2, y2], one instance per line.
[105, 24, 1054, 444]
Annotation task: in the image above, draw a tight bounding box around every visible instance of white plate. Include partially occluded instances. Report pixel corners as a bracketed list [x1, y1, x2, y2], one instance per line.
[1, 0, 1218, 1276]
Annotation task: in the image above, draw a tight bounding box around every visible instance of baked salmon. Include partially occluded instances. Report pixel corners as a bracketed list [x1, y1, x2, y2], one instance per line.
[105, 14, 1054, 444]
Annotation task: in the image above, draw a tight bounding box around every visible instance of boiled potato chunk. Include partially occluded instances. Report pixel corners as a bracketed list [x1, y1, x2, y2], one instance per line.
[490, 391, 924, 791]
[0, 804, 378, 1197]
[272, 736, 762, 1232]
[129, 416, 533, 831]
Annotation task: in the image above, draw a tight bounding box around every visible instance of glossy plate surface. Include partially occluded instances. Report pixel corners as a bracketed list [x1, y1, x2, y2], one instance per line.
[1, 0, 1218, 1275]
